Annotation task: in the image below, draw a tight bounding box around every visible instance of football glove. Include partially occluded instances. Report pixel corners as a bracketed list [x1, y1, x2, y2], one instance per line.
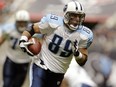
[71, 40, 79, 56]
[19, 36, 34, 56]
[72, 40, 83, 60]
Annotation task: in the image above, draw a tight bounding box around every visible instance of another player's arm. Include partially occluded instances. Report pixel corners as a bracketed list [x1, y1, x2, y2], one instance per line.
[0, 36, 4, 45]
[0, 32, 9, 45]
[75, 48, 88, 66]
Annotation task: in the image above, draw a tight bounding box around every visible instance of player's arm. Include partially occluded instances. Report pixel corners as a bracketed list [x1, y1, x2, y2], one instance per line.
[19, 23, 41, 56]
[74, 27, 93, 66]
[74, 48, 88, 66]
[0, 36, 6, 45]
[0, 31, 9, 45]
[72, 40, 88, 66]
[21, 23, 41, 39]
[0, 29, 4, 45]
[0, 36, 4, 45]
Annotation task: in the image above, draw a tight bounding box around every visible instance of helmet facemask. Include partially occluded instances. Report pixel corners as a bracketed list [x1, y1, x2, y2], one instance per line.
[16, 21, 29, 33]
[64, 12, 85, 31]
[63, 1, 85, 31]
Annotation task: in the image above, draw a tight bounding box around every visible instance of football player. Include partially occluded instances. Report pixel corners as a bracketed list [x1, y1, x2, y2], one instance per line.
[19, 1, 93, 87]
[1, 10, 32, 87]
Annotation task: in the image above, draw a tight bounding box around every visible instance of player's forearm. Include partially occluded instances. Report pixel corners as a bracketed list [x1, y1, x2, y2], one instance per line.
[0, 33, 8, 45]
[22, 31, 32, 39]
[75, 53, 87, 66]
[0, 37, 4, 45]
[74, 48, 88, 66]
[21, 23, 40, 39]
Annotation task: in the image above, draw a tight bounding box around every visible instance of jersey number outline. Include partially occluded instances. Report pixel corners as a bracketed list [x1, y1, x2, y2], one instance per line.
[48, 34, 72, 57]
[50, 14, 58, 20]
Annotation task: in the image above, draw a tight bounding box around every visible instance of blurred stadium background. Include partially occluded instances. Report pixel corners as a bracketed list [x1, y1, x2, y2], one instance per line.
[0, 0, 116, 87]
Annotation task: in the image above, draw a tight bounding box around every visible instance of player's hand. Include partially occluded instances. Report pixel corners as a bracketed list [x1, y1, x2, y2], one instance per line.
[71, 40, 79, 56]
[19, 36, 34, 56]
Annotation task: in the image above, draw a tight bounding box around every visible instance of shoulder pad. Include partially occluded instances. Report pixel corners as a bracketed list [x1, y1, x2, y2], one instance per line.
[40, 14, 63, 28]
[77, 26, 93, 40]
[77, 26, 93, 48]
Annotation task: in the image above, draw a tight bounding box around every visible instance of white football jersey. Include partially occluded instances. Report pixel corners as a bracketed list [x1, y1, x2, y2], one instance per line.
[2, 23, 31, 63]
[34, 14, 93, 73]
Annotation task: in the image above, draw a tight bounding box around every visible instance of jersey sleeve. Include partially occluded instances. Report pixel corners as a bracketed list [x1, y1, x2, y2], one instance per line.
[78, 26, 93, 48]
[1, 24, 16, 40]
[2, 24, 15, 34]
[38, 14, 63, 35]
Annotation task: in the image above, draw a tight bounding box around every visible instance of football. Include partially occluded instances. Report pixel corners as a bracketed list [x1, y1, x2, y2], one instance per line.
[28, 37, 41, 55]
